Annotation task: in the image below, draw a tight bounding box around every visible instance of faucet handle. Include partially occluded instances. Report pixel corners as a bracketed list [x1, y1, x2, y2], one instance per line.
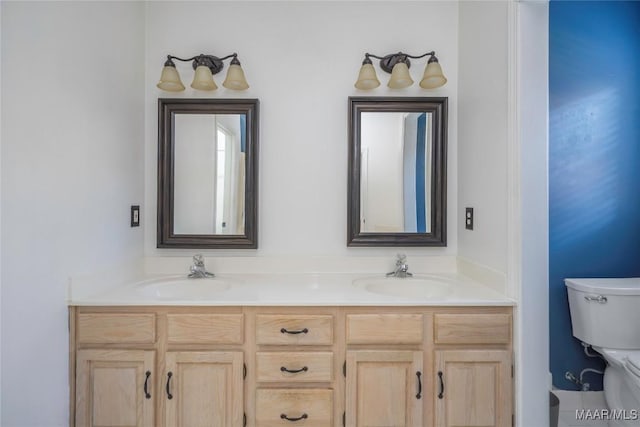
[193, 254, 205, 267]
[396, 253, 407, 265]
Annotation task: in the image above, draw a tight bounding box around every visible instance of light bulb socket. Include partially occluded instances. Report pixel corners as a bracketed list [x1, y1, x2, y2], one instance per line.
[380, 53, 411, 74]
[428, 55, 440, 64]
[190, 54, 224, 75]
[362, 55, 373, 66]
[163, 57, 177, 67]
[230, 56, 241, 66]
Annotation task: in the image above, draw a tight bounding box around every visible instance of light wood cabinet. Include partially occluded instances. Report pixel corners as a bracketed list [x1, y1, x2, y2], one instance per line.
[433, 314, 511, 345]
[70, 305, 512, 427]
[343, 309, 512, 427]
[255, 389, 333, 426]
[346, 313, 423, 345]
[435, 350, 512, 427]
[165, 351, 244, 427]
[77, 313, 156, 344]
[255, 314, 333, 345]
[345, 350, 423, 427]
[166, 314, 244, 345]
[256, 352, 333, 383]
[253, 311, 336, 426]
[75, 349, 155, 427]
[70, 307, 246, 427]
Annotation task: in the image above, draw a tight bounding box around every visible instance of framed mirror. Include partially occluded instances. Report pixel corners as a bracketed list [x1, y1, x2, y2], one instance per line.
[158, 98, 259, 248]
[348, 97, 447, 246]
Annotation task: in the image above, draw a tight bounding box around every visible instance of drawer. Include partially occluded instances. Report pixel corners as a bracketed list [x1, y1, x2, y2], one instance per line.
[434, 313, 511, 344]
[167, 314, 244, 344]
[77, 313, 156, 344]
[256, 388, 333, 426]
[256, 315, 333, 345]
[256, 352, 333, 383]
[346, 314, 423, 344]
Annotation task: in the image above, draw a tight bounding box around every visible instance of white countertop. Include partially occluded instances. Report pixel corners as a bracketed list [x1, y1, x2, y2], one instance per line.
[68, 272, 515, 307]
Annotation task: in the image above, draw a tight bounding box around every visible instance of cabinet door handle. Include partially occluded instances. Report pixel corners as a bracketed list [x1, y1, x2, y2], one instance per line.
[280, 327, 309, 335]
[143, 371, 151, 399]
[438, 371, 444, 399]
[280, 413, 308, 422]
[166, 372, 173, 400]
[416, 371, 422, 399]
[281, 366, 309, 374]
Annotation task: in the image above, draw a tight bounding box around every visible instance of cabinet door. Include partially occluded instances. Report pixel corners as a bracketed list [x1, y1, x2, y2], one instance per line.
[165, 351, 244, 427]
[76, 349, 155, 427]
[435, 350, 512, 427]
[345, 350, 423, 427]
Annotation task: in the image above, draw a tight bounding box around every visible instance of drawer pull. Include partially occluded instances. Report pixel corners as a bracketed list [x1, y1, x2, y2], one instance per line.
[437, 371, 444, 399]
[280, 413, 308, 422]
[280, 327, 309, 335]
[144, 371, 151, 399]
[416, 371, 422, 399]
[280, 366, 309, 374]
[166, 372, 173, 400]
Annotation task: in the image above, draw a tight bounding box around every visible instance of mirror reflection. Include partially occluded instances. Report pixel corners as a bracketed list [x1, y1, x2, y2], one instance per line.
[360, 112, 433, 233]
[173, 114, 246, 235]
[157, 98, 259, 249]
[348, 97, 447, 247]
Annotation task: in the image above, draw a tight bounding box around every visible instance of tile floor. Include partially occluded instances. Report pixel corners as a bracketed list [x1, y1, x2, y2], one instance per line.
[555, 390, 608, 427]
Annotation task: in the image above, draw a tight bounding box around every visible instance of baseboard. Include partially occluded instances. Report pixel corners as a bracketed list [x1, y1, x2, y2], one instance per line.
[552, 390, 607, 411]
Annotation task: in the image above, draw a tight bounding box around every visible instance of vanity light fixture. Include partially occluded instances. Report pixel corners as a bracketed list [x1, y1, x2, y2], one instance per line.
[157, 53, 249, 92]
[354, 51, 447, 90]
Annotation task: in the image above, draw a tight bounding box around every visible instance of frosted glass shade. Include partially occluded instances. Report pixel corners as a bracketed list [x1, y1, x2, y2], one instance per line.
[354, 63, 380, 90]
[387, 62, 413, 89]
[419, 61, 447, 89]
[222, 64, 250, 90]
[190, 65, 218, 90]
[156, 65, 185, 91]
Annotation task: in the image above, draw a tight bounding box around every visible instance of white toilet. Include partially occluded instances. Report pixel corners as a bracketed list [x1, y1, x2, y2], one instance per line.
[566, 277, 640, 426]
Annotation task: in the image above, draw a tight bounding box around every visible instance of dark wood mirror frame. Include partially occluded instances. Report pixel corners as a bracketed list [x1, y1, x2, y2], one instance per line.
[347, 97, 447, 247]
[157, 98, 259, 249]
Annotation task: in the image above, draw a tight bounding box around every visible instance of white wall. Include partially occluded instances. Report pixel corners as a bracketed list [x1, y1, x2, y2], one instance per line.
[457, 1, 509, 274]
[458, 3, 550, 425]
[0, 2, 544, 425]
[0, 2, 146, 425]
[515, 2, 549, 426]
[144, 1, 459, 258]
[0, 3, 3, 421]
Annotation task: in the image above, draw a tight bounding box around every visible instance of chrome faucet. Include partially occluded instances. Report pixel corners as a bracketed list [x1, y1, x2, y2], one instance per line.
[386, 254, 413, 278]
[188, 254, 215, 278]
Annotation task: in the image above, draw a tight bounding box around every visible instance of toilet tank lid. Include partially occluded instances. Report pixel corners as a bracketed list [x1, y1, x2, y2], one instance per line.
[565, 278, 640, 295]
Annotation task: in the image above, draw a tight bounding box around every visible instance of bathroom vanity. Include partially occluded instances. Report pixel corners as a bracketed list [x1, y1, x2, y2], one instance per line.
[68, 274, 514, 427]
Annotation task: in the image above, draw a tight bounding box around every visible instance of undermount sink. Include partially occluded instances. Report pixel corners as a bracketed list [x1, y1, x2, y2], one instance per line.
[353, 275, 453, 298]
[135, 276, 235, 300]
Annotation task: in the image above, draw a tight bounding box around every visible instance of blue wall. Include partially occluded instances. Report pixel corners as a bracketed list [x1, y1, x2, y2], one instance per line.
[550, 1, 640, 390]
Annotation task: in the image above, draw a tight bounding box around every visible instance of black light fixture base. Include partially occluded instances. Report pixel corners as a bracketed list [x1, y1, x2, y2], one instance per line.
[380, 54, 411, 74]
[191, 55, 225, 75]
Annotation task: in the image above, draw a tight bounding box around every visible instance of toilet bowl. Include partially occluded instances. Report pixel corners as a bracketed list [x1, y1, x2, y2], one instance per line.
[565, 278, 640, 427]
[596, 348, 640, 424]
[622, 353, 640, 404]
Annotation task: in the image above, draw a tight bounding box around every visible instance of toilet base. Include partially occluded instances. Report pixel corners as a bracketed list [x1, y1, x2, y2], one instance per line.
[603, 366, 640, 426]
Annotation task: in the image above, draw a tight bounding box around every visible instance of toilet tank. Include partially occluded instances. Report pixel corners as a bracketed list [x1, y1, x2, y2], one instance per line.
[565, 278, 640, 349]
